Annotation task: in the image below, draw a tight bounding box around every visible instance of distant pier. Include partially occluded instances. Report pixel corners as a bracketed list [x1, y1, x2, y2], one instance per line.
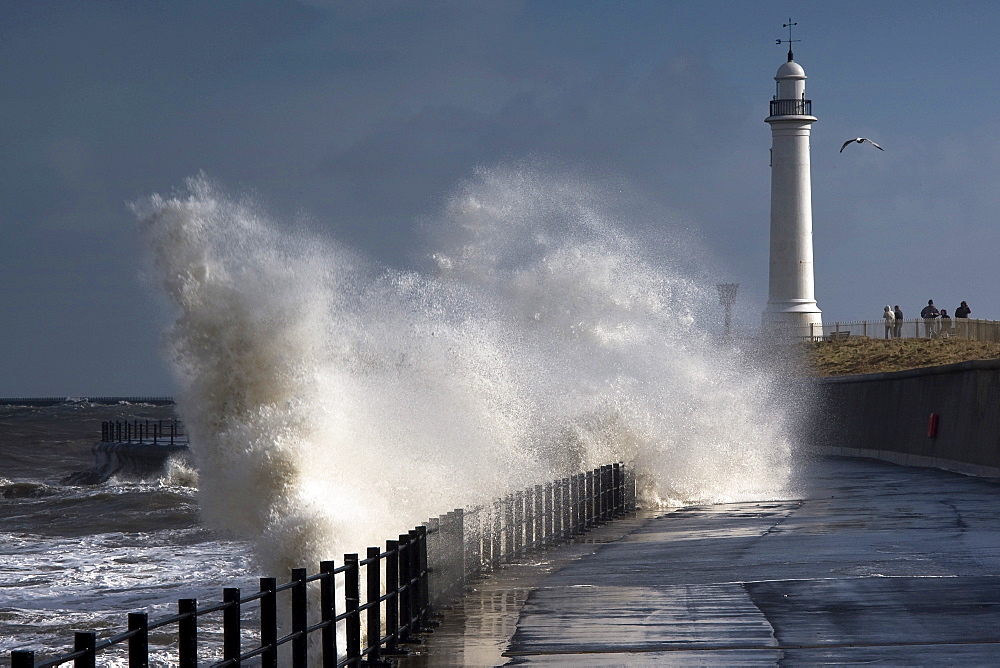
[62, 419, 190, 485]
[0, 396, 175, 406]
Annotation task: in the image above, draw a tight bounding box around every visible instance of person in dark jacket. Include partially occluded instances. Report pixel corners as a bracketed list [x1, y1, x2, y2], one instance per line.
[893, 305, 904, 338]
[920, 300, 939, 338]
[955, 301, 971, 337]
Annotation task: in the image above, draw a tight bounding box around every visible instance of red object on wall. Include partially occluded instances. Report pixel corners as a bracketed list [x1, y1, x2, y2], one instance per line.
[928, 413, 939, 438]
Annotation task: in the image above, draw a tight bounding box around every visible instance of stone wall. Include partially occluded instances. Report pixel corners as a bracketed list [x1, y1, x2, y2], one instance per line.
[815, 359, 1000, 477]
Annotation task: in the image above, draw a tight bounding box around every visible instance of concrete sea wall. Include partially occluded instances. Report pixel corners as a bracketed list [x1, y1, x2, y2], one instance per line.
[815, 359, 1000, 478]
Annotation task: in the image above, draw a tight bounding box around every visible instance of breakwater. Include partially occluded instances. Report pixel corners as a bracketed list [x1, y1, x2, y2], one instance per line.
[815, 359, 1000, 477]
[61, 420, 189, 485]
[11, 462, 634, 666]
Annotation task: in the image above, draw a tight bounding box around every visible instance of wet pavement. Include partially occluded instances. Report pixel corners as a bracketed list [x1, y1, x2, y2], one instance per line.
[398, 456, 1000, 666]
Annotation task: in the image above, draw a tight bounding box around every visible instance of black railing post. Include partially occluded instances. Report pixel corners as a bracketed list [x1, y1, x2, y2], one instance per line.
[291, 567, 308, 668]
[260, 578, 278, 668]
[11, 650, 33, 668]
[490, 502, 501, 569]
[501, 495, 512, 561]
[552, 481, 560, 539]
[599, 465, 607, 521]
[366, 546, 382, 664]
[595, 465, 604, 521]
[344, 554, 362, 663]
[397, 535, 411, 641]
[586, 469, 594, 528]
[478, 507, 488, 570]
[514, 491, 523, 557]
[128, 612, 149, 667]
[613, 463, 623, 514]
[566, 475, 580, 536]
[572, 474, 581, 535]
[417, 525, 430, 626]
[453, 508, 465, 594]
[562, 478, 571, 539]
[594, 466, 602, 521]
[627, 462, 636, 510]
[544, 482, 553, 545]
[178, 599, 197, 668]
[604, 465, 613, 520]
[568, 475, 576, 535]
[406, 529, 420, 630]
[320, 560, 337, 666]
[573, 474, 581, 533]
[533, 484, 543, 550]
[384, 540, 400, 655]
[74, 631, 96, 668]
[223, 587, 241, 666]
[528, 485, 542, 550]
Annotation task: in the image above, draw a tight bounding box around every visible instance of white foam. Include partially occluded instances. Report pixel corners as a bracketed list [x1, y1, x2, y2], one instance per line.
[135, 168, 803, 575]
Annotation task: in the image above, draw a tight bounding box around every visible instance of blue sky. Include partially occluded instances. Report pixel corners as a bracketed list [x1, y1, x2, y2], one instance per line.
[3, 0, 999, 395]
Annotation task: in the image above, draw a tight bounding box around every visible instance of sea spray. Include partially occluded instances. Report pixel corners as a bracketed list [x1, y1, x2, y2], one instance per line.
[135, 168, 802, 575]
[425, 164, 800, 505]
[135, 176, 549, 575]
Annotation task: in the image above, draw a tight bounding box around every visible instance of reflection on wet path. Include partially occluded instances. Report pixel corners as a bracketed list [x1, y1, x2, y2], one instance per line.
[400, 457, 1000, 665]
[395, 512, 658, 667]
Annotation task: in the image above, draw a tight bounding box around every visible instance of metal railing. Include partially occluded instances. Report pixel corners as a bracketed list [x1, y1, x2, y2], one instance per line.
[10, 462, 634, 667]
[101, 420, 187, 445]
[808, 318, 1000, 342]
[769, 98, 812, 116]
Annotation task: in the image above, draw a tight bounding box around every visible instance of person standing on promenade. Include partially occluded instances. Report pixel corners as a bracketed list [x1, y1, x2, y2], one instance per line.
[921, 299, 939, 338]
[893, 305, 904, 338]
[939, 309, 952, 336]
[955, 300, 971, 337]
[883, 305, 895, 339]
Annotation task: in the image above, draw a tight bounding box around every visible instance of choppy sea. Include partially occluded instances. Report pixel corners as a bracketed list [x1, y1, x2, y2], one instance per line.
[0, 401, 256, 663]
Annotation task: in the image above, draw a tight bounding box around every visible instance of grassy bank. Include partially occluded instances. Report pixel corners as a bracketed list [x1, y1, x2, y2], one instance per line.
[801, 337, 1000, 377]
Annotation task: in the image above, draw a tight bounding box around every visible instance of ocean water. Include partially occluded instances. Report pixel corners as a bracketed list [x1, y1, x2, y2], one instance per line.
[0, 401, 255, 661]
[2, 165, 807, 660]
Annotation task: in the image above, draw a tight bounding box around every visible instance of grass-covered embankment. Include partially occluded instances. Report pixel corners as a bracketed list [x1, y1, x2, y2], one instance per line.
[801, 337, 1000, 377]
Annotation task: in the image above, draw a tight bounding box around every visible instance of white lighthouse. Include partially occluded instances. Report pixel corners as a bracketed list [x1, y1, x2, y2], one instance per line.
[762, 46, 822, 338]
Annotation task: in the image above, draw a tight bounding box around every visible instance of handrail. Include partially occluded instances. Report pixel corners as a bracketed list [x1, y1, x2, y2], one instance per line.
[769, 98, 812, 116]
[100, 420, 187, 445]
[804, 318, 1000, 342]
[10, 461, 635, 667]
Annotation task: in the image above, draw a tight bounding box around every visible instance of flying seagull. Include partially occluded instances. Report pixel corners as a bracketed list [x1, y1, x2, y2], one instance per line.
[840, 137, 884, 153]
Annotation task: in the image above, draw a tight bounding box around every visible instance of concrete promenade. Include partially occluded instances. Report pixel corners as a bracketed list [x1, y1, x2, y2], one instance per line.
[400, 456, 1000, 666]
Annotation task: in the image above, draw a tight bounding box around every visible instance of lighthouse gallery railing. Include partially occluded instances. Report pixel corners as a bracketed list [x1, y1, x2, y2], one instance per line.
[769, 98, 812, 116]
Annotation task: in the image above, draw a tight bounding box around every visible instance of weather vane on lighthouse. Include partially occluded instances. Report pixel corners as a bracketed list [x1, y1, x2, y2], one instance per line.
[776, 18, 799, 61]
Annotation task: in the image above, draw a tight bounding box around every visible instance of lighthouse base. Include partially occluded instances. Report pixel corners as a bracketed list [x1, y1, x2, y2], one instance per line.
[762, 301, 823, 340]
